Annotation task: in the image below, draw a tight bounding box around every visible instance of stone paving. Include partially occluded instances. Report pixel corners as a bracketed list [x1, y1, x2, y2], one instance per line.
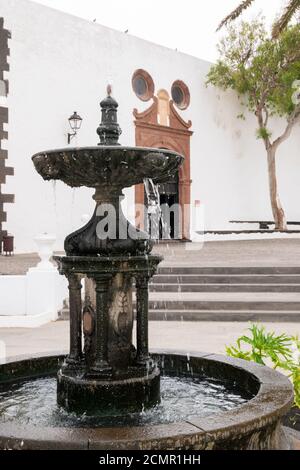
[0, 320, 299, 360]
[0, 253, 40, 275]
[1, 239, 300, 276]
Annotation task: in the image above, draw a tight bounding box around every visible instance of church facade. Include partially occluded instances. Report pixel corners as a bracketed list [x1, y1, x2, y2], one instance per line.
[0, 0, 300, 253]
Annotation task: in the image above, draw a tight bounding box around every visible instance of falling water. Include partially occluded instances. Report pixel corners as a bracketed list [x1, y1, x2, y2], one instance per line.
[144, 178, 161, 240]
[143, 178, 172, 241]
[52, 181, 57, 214]
[70, 188, 76, 230]
[186, 353, 190, 372]
[52, 181, 58, 235]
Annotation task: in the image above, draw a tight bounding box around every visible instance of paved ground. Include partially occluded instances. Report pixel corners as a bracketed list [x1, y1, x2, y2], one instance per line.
[0, 321, 299, 360]
[1, 239, 300, 275]
[0, 253, 40, 275]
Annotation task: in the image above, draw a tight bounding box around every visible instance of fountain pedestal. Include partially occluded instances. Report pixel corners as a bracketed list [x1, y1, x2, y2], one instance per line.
[55, 254, 161, 414]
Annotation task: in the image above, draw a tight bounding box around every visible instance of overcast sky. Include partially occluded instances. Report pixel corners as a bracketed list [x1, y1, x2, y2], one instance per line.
[33, 0, 285, 62]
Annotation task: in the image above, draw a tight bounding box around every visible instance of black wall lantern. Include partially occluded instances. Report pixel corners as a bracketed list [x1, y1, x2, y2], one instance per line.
[68, 111, 83, 144]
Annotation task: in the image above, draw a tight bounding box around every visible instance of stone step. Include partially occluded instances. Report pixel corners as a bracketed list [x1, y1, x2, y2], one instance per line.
[149, 283, 300, 293]
[59, 265, 300, 322]
[59, 306, 300, 322]
[147, 299, 300, 311]
[157, 266, 300, 275]
[153, 274, 300, 284]
[148, 310, 300, 322]
[145, 292, 300, 311]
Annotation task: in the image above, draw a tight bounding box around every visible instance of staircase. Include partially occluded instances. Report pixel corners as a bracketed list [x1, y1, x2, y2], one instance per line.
[147, 266, 300, 322]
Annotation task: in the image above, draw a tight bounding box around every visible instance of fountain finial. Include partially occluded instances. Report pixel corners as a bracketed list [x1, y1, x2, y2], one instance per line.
[97, 86, 122, 146]
[107, 84, 112, 96]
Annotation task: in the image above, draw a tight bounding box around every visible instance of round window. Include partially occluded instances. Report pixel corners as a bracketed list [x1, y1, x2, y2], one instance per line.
[132, 69, 154, 101]
[133, 76, 147, 98]
[171, 80, 190, 110]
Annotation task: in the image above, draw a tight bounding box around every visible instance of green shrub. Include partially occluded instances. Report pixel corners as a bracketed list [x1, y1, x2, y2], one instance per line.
[226, 324, 300, 407]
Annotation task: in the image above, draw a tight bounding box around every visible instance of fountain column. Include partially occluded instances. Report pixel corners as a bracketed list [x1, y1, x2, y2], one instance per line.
[91, 274, 112, 373]
[67, 274, 82, 364]
[136, 274, 150, 365]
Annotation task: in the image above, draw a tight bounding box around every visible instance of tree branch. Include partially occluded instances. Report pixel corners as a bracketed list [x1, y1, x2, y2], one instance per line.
[256, 106, 271, 150]
[263, 107, 269, 128]
[272, 103, 300, 150]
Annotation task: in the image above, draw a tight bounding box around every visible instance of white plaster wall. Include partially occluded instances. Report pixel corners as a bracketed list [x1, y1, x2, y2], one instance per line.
[195, 77, 300, 230]
[0, 268, 67, 326]
[0, 275, 26, 316]
[0, 0, 300, 252]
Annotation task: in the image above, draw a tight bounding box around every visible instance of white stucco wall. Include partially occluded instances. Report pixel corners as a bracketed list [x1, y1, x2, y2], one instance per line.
[0, 0, 300, 253]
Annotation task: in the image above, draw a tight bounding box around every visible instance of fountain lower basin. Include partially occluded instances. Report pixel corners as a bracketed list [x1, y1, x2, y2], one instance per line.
[0, 351, 293, 450]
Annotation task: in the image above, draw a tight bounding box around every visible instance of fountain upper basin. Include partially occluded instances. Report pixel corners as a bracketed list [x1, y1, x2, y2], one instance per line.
[32, 146, 184, 189]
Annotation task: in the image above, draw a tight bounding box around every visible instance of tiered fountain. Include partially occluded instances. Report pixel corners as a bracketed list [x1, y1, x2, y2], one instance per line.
[38, 88, 185, 413]
[0, 88, 294, 450]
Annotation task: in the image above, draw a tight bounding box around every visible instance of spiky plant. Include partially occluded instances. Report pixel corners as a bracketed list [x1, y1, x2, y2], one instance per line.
[272, 0, 300, 37]
[226, 324, 300, 407]
[217, 0, 300, 37]
[217, 0, 255, 31]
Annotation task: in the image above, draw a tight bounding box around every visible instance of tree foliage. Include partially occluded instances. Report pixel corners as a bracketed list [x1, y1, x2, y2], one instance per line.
[208, 20, 300, 125]
[207, 19, 300, 230]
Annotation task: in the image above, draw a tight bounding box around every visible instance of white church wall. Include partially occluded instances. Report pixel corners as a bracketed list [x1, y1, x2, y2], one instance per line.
[0, 0, 299, 253]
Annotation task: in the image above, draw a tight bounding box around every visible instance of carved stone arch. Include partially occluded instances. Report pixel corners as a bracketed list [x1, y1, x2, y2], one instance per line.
[143, 136, 187, 183]
[145, 135, 183, 154]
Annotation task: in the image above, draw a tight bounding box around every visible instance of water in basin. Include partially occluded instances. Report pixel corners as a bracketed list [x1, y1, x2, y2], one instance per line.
[0, 374, 252, 428]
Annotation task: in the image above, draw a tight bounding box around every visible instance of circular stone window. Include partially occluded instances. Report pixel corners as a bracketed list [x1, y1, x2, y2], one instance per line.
[132, 69, 154, 102]
[171, 80, 190, 110]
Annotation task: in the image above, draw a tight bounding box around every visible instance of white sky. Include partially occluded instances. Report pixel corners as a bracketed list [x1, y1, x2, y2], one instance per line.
[33, 0, 285, 62]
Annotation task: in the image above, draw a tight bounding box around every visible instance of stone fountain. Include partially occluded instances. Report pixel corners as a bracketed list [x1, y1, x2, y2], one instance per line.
[0, 89, 294, 450]
[32, 87, 183, 414]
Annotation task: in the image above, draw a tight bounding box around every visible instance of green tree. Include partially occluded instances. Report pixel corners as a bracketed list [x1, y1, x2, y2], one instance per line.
[218, 0, 300, 38]
[207, 20, 300, 230]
